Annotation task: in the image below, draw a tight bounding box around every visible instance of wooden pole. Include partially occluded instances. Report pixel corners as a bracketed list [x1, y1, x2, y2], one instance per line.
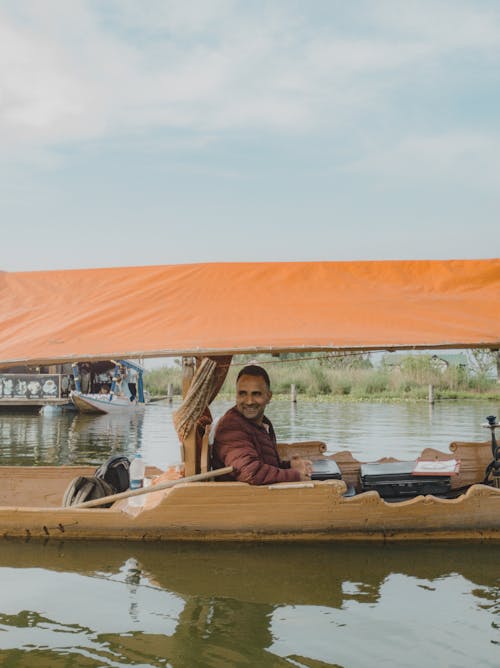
[182, 424, 197, 477]
[167, 383, 173, 404]
[428, 384, 434, 404]
[180, 356, 196, 471]
[65, 466, 233, 509]
[291, 383, 297, 403]
[181, 357, 195, 397]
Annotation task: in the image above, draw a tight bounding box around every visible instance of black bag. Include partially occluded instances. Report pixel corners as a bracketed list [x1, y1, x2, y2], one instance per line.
[95, 455, 131, 493]
[62, 476, 115, 507]
[62, 455, 131, 508]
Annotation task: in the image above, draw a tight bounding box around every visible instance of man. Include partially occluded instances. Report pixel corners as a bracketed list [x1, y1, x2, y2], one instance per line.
[126, 366, 138, 400]
[212, 364, 313, 484]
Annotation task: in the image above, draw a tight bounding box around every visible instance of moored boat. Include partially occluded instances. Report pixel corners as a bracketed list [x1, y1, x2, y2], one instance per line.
[70, 359, 146, 414]
[0, 259, 499, 542]
[70, 391, 143, 413]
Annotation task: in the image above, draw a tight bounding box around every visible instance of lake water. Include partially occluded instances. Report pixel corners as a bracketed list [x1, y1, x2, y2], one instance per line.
[0, 398, 499, 667]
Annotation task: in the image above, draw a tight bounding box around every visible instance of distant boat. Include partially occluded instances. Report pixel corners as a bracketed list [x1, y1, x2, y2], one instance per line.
[70, 359, 147, 414]
[70, 392, 144, 414]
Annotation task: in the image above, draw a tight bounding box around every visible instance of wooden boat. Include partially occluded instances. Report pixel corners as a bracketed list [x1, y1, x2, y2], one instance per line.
[70, 359, 146, 414]
[0, 435, 499, 541]
[0, 259, 499, 542]
[70, 391, 143, 413]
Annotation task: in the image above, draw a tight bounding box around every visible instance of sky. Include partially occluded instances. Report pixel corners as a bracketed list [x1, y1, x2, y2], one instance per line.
[1, 0, 499, 273]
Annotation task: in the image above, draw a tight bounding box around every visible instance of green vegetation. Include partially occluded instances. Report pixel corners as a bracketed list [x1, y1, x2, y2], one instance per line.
[144, 351, 500, 402]
[144, 364, 183, 397]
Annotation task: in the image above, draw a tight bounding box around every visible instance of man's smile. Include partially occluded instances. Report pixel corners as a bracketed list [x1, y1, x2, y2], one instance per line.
[235, 373, 272, 425]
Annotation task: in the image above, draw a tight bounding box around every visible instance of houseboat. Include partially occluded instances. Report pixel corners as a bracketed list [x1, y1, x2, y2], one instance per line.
[0, 363, 73, 410]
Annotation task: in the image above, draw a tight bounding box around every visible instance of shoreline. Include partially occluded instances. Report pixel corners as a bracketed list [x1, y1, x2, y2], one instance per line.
[152, 390, 500, 404]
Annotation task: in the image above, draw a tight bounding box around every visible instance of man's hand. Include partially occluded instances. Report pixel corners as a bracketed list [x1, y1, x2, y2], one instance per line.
[290, 455, 313, 481]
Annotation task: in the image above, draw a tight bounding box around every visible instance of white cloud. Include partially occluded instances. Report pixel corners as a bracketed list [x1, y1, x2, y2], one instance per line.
[0, 0, 500, 159]
[346, 131, 500, 188]
[103, 0, 237, 36]
[0, 16, 84, 138]
[371, 0, 500, 50]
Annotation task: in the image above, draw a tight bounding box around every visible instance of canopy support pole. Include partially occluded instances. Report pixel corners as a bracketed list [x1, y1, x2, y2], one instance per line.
[182, 357, 196, 398]
[180, 357, 197, 475]
[182, 426, 197, 477]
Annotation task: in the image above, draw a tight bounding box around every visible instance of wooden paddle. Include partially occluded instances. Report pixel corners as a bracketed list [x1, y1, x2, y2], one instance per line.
[65, 466, 233, 509]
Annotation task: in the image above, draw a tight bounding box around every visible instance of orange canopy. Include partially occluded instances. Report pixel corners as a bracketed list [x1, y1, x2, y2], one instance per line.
[0, 259, 498, 366]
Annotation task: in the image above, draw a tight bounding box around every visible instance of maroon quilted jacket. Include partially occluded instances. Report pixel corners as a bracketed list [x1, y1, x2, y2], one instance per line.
[212, 406, 301, 485]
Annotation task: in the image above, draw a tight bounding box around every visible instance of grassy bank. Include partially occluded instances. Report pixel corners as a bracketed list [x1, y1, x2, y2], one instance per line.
[144, 355, 500, 402]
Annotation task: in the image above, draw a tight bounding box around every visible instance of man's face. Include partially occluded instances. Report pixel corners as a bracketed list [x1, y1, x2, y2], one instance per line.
[235, 374, 272, 424]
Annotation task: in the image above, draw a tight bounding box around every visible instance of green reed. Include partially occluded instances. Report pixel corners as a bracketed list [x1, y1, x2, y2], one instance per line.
[144, 354, 499, 401]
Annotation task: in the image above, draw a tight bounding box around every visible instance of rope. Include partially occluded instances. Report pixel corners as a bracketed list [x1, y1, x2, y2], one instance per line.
[173, 358, 217, 441]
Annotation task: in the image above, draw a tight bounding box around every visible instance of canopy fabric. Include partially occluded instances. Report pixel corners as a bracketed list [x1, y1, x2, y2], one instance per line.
[0, 259, 499, 366]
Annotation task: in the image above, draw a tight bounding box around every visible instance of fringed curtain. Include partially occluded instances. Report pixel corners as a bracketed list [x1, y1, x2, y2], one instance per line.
[173, 355, 232, 443]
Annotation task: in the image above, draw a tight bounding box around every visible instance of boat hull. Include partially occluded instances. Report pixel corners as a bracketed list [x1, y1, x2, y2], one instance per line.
[70, 391, 144, 414]
[1, 482, 500, 542]
[1, 456, 500, 542]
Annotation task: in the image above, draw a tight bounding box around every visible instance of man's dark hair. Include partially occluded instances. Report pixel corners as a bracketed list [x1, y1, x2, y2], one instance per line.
[236, 364, 271, 389]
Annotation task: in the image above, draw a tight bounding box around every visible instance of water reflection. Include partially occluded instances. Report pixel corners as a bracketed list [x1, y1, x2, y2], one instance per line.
[66, 412, 145, 461]
[0, 409, 146, 466]
[0, 410, 73, 465]
[0, 540, 499, 666]
[0, 399, 498, 469]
